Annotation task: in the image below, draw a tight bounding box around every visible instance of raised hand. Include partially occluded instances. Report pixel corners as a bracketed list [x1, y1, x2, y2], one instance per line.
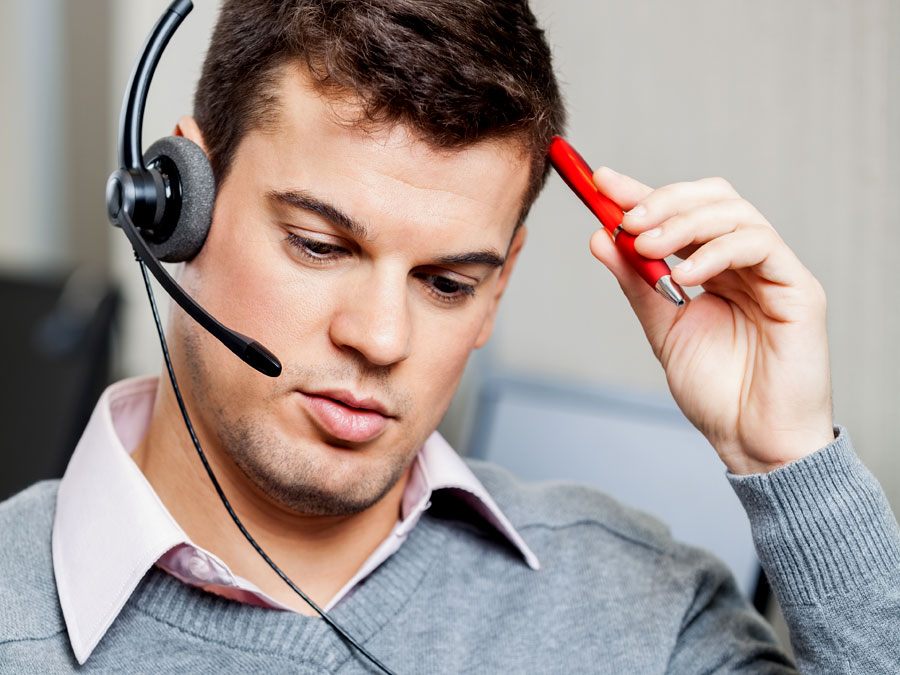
[589, 167, 835, 475]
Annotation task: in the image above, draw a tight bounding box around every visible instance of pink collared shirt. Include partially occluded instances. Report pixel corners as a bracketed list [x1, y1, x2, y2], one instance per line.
[52, 377, 539, 665]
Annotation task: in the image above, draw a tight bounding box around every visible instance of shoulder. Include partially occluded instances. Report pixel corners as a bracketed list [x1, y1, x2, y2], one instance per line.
[0, 480, 65, 642]
[465, 459, 743, 605]
[466, 459, 672, 550]
[466, 458, 673, 554]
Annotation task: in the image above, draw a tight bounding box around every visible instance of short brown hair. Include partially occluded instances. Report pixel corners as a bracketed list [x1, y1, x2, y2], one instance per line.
[194, 0, 565, 223]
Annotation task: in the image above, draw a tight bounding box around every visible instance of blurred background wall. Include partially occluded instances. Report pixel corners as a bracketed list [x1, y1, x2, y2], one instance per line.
[1, 0, 897, 514]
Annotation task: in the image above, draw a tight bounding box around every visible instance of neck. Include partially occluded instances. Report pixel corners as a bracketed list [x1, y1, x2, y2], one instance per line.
[131, 375, 411, 616]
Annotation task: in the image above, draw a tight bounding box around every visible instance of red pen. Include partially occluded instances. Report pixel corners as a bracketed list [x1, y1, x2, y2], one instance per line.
[548, 136, 685, 306]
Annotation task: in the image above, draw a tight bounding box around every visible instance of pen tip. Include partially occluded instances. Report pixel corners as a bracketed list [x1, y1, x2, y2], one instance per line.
[655, 275, 686, 306]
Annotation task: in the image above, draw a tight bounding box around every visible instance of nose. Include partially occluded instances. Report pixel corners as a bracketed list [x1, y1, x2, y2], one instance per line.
[328, 267, 412, 367]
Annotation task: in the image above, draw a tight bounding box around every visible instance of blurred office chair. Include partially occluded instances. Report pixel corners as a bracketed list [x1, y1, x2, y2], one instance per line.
[466, 371, 769, 612]
[0, 269, 118, 501]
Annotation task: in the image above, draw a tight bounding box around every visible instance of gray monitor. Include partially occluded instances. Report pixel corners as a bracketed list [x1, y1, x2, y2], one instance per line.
[466, 372, 763, 605]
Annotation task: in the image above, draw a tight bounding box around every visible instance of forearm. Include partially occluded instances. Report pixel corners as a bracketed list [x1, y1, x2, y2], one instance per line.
[728, 426, 900, 673]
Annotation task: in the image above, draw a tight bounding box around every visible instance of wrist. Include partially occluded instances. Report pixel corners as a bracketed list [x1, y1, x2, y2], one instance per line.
[722, 424, 836, 476]
[727, 425, 900, 606]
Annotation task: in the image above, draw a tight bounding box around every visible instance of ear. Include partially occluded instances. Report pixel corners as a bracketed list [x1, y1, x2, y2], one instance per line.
[474, 225, 527, 349]
[173, 115, 208, 153]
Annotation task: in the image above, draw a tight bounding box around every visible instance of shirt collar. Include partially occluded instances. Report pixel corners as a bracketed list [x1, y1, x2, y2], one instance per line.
[53, 377, 185, 665]
[402, 432, 540, 570]
[53, 376, 538, 664]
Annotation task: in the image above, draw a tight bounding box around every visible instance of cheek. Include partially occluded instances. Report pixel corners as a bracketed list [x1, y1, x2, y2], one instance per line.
[186, 211, 331, 355]
[406, 311, 485, 407]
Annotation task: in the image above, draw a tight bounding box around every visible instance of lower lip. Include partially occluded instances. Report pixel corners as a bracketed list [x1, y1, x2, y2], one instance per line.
[300, 394, 390, 443]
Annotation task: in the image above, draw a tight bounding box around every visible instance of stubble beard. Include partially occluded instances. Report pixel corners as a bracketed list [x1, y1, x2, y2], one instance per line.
[217, 413, 411, 516]
[182, 327, 416, 517]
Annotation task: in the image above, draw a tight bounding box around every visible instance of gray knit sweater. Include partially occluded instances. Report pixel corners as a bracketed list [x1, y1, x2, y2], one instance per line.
[1, 428, 898, 673]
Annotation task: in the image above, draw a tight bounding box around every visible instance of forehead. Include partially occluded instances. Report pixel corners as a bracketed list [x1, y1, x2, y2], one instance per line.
[234, 64, 531, 245]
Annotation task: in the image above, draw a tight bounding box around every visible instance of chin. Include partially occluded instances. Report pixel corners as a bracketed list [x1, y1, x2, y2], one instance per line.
[247, 454, 408, 516]
[219, 414, 411, 516]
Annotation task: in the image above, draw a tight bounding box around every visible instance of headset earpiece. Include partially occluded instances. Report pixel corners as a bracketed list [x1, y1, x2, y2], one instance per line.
[141, 136, 215, 262]
[105, 0, 281, 378]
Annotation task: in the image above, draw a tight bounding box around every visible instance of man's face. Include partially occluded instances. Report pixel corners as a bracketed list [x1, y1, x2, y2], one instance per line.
[174, 66, 531, 516]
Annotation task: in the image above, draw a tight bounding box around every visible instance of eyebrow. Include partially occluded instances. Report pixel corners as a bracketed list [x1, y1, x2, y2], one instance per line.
[268, 189, 370, 239]
[435, 250, 506, 268]
[268, 188, 507, 268]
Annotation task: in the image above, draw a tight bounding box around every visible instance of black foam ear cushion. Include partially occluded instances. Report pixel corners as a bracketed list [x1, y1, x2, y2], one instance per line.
[142, 136, 216, 262]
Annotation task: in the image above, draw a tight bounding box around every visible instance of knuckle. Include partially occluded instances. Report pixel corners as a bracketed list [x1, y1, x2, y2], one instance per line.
[703, 176, 735, 193]
[766, 226, 786, 247]
[742, 222, 780, 244]
[727, 197, 764, 221]
[652, 181, 688, 202]
[755, 221, 777, 237]
[665, 215, 696, 245]
[660, 213, 681, 232]
[809, 277, 828, 311]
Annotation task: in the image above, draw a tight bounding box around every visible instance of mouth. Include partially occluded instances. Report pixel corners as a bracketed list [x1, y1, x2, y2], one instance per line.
[298, 389, 393, 444]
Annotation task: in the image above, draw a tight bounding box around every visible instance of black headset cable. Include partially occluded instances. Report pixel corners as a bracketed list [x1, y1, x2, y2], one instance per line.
[138, 259, 398, 675]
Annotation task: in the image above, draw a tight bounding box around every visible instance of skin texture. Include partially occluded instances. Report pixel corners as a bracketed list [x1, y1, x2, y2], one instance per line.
[132, 66, 530, 613]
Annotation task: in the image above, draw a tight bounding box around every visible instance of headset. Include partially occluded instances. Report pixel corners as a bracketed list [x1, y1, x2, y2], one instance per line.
[105, 1, 397, 672]
[105, 1, 280, 377]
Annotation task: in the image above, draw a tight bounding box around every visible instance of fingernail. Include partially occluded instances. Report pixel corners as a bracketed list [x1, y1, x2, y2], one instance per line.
[641, 227, 662, 238]
[674, 259, 693, 273]
[604, 166, 620, 177]
[625, 204, 646, 219]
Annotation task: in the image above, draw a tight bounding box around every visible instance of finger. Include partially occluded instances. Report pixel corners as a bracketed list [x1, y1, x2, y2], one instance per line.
[699, 270, 761, 314]
[633, 198, 769, 260]
[669, 224, 827, 325]
[591, 166, 654, 212]
[620, 176, 741, 235]
[589, 227, 679, 352]
[672, 225, 808, 290]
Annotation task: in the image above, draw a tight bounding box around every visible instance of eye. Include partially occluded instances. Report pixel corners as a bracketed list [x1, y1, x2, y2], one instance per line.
[285, 233, 348, 263]
[415, 272, 476, 305]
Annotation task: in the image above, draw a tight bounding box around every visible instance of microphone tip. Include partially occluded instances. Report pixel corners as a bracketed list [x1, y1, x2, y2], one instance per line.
[244, 341, 282, 377]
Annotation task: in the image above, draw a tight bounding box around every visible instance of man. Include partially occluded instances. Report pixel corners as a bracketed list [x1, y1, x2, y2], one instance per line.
[1, 0, 898, 672]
